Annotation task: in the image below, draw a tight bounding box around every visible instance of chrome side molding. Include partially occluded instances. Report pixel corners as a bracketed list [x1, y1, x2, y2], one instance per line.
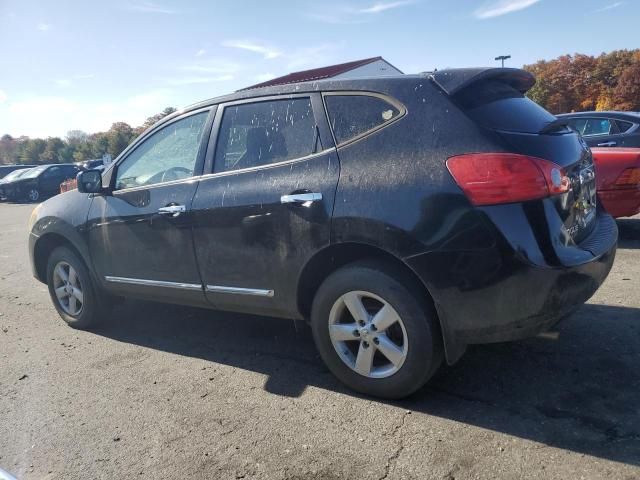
[104, 276, 203, 291]
[205, 285, 274, 297]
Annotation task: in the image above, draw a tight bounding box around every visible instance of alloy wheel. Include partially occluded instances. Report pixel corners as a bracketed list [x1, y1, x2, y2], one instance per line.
[328, 290, 408, 378]
[52, 261, 84, 316]
[28, 189, 40, 202]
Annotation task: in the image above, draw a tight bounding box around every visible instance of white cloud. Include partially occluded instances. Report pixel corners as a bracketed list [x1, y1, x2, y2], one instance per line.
[594, 1, 624, 12]
[195, 49, 206, 57]
[36, 23, 51, 31]
[165, 75, 234, 86]
[0, 90, 6, 103]
[222, 40, 282, 60]
[358, 1, 413, 14]
[255, 73, 276, 83]
[474, 0, 541, 19]
[2, 89, 177, 138]
[179, 59, 241, 75]
[124, 1, 177, 14]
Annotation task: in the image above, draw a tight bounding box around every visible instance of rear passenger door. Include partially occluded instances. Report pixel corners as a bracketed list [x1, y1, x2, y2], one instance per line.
[191, 94, 339, 318]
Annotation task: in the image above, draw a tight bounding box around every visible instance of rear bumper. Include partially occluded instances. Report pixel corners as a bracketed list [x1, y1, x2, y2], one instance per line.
[406, 210, 617, 364]
[599, 188, 640, 218]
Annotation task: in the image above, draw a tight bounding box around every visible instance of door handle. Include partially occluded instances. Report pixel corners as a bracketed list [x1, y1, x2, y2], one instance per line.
[280, 192, 322, 204]
[597, 141, 617, 147]
[157, 204, 186, 217]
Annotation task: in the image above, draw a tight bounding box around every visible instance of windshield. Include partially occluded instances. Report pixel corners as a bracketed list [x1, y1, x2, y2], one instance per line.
[20, 165, 48, 179]
[1, 169, 31, 181]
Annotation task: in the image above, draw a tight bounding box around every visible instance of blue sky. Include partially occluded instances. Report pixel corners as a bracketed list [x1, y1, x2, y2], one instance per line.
[0, 0, 638, 138]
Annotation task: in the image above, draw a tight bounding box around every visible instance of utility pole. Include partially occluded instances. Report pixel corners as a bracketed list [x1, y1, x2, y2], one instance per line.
[495, 55, 511, 68]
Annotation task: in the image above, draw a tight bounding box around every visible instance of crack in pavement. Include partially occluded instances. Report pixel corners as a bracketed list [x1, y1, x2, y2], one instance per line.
[378, 410, 410, 480]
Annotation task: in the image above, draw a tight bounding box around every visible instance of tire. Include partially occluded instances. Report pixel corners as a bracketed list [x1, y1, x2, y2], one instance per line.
[26, 187, 40, 203]
[46, 246, 109, 329]
[311, 260, 443, 399]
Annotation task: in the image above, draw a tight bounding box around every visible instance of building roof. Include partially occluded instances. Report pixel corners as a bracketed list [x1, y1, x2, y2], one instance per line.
[243, 56, 401, 90]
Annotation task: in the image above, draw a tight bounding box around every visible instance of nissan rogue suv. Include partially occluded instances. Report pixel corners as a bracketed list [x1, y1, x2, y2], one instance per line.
[28, 68, 617, 398]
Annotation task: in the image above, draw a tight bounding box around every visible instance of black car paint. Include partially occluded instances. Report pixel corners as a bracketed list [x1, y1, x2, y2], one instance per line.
[0, 165, 36, 179]
[557, 111, 640, 148]
[5, 164, 79, 201]
[29, 69, 617, 365]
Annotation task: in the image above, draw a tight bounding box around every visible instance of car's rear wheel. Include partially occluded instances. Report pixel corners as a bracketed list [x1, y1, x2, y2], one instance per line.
[46, 246, 108, 329]
[26, 187, 40, 203]
[311, 261, 443, 399]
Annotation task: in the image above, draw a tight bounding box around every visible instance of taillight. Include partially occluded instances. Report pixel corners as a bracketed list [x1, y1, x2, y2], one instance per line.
[614, 167, 640, 187]
[446, 153, 571, 206]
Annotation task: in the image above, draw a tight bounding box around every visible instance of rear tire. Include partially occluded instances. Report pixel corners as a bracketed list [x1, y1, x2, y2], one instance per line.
[46, 246, 109, 329]
[311, 260, 443, 399]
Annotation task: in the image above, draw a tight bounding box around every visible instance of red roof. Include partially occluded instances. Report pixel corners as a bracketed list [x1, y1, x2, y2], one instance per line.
[243, 56, 399, 90]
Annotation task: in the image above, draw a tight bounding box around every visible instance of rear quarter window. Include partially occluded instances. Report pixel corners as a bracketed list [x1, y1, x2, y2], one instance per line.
[324, 94, 402, 145]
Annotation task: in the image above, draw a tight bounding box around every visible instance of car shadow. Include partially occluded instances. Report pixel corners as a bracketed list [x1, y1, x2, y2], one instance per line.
[93, 300, 640, 466]
[617, 217, 640, 249]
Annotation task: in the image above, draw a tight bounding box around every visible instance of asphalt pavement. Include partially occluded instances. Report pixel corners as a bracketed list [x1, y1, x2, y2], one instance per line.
[1, 202, 639, 479]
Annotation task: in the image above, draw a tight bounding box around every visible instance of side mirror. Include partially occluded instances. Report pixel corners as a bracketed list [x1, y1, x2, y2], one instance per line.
[77, 170, 104, 194]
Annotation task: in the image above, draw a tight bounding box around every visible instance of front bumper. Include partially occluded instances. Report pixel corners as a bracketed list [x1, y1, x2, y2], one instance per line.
[406, 210, 617, 364]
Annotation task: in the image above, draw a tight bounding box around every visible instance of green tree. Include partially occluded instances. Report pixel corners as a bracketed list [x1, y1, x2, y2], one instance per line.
[19, 138, 46, 164]
[0, 134, 18, 164]
[106, 122, 135, 158]
[39, 137, 65, 164]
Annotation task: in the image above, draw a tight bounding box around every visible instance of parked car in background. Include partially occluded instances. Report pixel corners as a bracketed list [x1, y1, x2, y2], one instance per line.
[591, 147, 640, 218]
[0, 167, 33, 200]
[76, 159, 105, 171]
[28, 68, 617, 398]
[4, 163, 80, 202]
[0, 164, 37, 179]
[557, 111, 640, 147]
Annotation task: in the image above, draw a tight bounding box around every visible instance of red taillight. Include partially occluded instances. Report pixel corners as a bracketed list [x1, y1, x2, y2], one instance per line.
[446, 153, 571, 206]
[615, 167, 640, 187]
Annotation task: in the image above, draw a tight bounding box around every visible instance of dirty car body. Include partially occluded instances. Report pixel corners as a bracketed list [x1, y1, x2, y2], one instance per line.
[28, 68, 617, 397]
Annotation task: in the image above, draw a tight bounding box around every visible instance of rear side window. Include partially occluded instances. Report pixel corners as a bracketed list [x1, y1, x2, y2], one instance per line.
[324, 94, 401, 145]
[582, 118, 612, 136]
[616, 119, 634, 133]
[214, 98, 316, 173]
[455, 80, 556, 133]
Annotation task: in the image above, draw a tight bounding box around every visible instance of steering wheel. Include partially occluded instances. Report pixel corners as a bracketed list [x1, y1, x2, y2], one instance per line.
[161, 166, 192, 183]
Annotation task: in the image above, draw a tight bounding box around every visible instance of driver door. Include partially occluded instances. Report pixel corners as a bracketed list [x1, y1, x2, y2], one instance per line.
[88, 108, 214, 307]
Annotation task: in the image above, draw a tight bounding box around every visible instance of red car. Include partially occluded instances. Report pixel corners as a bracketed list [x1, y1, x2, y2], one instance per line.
[591, 148, 640, 218]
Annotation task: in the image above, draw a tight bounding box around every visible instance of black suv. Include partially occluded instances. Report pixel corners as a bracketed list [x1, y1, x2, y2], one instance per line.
[5, 163, 80, 202]
[28, 68, 617, 398]
[557, 111, 640, 147]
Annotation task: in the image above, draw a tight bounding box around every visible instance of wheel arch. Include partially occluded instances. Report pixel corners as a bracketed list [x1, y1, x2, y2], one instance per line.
[33, 232, 91, 284]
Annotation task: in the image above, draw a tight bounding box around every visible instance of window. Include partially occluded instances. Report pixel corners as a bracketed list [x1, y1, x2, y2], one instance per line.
[616, 120, 634, 133]
[324, 94, 401, 145]
[43, 166, 61, 178]
[115, 112, 208, 190]
[214, 98, 316, 173]
[581, 118, 612, 136]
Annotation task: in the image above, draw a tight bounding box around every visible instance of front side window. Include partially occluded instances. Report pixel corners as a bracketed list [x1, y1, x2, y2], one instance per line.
[583, 118, 612, 136]
[214, 98, 316, 173]
[324, 94, 401, 145]
[115, 111, 208, 190]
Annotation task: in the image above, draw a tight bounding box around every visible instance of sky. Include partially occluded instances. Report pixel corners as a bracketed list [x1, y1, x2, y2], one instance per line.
[0, 0, 638, 138]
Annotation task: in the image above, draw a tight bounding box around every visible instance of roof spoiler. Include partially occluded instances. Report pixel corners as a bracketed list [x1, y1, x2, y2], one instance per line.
[429, 68, 536, 96]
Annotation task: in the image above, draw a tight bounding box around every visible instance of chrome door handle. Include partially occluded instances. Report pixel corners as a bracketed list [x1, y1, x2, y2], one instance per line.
[597, 141, 617, 147]
[157, 204, 186, 217]
[280, 192, 322, 204]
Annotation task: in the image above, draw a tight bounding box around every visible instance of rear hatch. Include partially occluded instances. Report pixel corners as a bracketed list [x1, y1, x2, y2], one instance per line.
[432, 68, 598, 244]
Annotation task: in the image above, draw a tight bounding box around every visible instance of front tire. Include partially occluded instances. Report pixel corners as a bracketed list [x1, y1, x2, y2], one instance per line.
[311, 261, 443, 399]
[46, 246, 107, 329]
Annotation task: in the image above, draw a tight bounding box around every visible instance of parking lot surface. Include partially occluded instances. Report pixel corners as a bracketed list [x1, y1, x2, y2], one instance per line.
[1, 202, 639, 479]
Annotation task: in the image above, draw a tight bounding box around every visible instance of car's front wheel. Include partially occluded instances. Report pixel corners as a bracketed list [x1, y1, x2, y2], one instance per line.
[46, 246, 108, 329]
[311, 261, 443, 399]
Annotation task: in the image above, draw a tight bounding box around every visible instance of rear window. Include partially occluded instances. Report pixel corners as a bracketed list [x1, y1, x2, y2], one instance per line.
[616, 119, 634, 133]
[324, 94, 401, 145]
[455, 80, 556, 134]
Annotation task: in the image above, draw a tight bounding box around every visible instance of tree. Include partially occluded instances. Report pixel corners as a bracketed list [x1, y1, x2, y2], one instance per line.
[39, 137, 65, 164]
[0, 134, 18, 164]
[106, 122, 135, 158]
[613, 61, 640, 111]
[19, 138, 46, 164]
